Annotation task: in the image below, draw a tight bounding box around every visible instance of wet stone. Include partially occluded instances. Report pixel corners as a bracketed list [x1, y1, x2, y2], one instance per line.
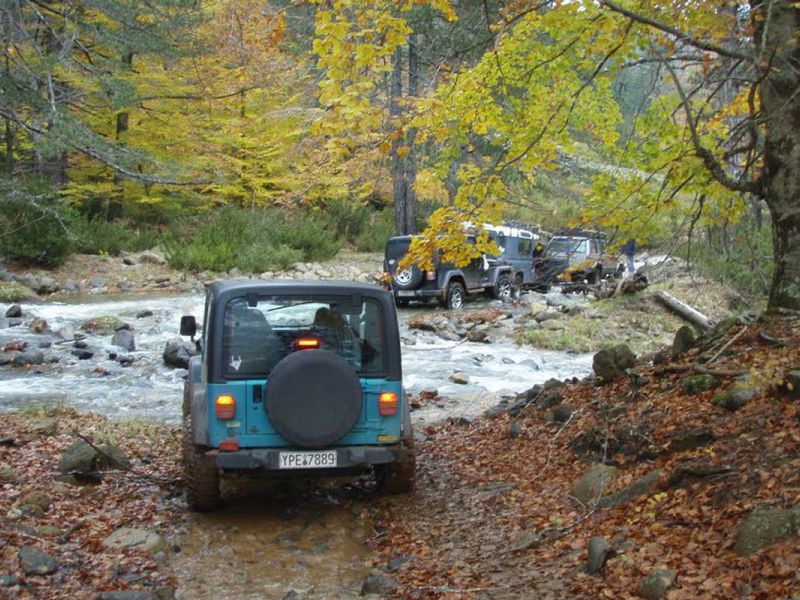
[5, 305, 22, 318]
[639, 568, 676, 599]
[361, 574, 398, 596]
[0, 575, 21, 587]
[586, 536, 614, 574]
[19, 546, 58, 575]
[12, 350, 44, 366]
[387, 555, 414, 572]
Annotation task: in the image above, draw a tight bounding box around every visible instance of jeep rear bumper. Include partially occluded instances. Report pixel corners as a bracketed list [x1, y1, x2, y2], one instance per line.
[208, 445, 401, 471]
[393, 289, 441, 300]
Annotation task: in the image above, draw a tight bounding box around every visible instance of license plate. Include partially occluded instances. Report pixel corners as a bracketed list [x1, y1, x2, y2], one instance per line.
[278, 450, 337, 469]
[396, 291, 415, 297]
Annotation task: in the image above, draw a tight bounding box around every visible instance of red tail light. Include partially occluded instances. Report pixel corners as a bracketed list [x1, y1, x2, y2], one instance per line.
[219, 438, 239, 452]
[215, 395, 236, 419]
[294, 337, 320, 350]
[379, 392, 398, 416]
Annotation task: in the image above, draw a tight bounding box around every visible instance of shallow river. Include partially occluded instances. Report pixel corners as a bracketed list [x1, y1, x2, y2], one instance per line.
[0, 292, 592, 598]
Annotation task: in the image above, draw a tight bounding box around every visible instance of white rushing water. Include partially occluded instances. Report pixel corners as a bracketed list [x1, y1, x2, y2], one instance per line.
[0, 293, 592, 424]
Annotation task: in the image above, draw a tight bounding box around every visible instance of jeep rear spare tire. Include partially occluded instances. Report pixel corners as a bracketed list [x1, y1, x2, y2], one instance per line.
[266, 349, 362, 449]
[392, 265, 424, 290]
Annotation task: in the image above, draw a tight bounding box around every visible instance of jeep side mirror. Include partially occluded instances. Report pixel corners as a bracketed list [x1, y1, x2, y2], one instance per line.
[180, 315, 197, 339]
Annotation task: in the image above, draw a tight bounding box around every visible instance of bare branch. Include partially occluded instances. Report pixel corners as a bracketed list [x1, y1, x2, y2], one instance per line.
[599, 0, 750, 62]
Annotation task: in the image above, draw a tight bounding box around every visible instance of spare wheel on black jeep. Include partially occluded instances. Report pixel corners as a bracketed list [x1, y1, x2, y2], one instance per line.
[266, 349, 362, 449]
[392, 265, 424, 290]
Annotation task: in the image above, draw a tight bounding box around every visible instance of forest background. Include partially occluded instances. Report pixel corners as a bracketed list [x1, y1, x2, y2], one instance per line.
[0, 0, 796, 309]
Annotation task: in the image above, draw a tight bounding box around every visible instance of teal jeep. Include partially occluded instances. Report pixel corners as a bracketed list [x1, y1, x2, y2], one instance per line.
[179, 280, 414, 511]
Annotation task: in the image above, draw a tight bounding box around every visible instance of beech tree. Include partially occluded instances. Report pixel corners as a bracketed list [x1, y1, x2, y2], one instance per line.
[312, 1, 800, 310]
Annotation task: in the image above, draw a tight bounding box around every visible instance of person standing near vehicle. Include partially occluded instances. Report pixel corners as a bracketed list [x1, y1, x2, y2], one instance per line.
[620, 238, 637, 276]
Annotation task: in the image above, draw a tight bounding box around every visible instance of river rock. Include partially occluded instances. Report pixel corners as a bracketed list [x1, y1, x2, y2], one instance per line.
[551, 404, 573, 423]
[592, 344, 636, 382]
[89, 276, 107, 289]
[81, 315, 125, 334]
[360, 574, 398, 596]
[19, 546, 58, 575]
[586, 536, 614, 574]
[638, 567, 676, 599]
[20, 274, 60, 295]
[163, 337, 196, 369]
[28, 317, 49, 333]
[734, 505, 800, 556]
[111, 329, 136, 352]
[138, 250, 166, 265]
[671, 325, 696, 359]
[682, 373, 718, 395]
[20, 490, 50, 512]
[5, 304, 22, 318]
[103, 528, 167, 555]
[571, 464, 619, 505]
[0, 462, 17, 481]
[12, 350, 44, 366]
[0, 575, 20, 587]
[59, 440, 97, 473]
[71, 348, 94, 360]
[448, 371, 469, 385]
[58, 439, 130, 473]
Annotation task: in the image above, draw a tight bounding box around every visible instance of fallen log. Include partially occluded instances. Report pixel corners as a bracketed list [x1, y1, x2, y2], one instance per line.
[655, 291, 714, 331]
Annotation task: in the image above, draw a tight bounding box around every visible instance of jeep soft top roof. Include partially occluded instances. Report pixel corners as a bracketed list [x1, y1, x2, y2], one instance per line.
[208, 279, 382, 295]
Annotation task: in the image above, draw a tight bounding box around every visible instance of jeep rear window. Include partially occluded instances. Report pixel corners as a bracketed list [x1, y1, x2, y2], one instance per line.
[385, 238, 411, 260]
[222, 295, 387, 378]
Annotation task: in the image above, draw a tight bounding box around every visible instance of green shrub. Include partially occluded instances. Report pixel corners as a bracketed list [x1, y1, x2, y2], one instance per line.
[0, 281, 37, 302]
[270, 210, 343, 262]
[68, 216, 163, 255]
[355, 209, 395, 252]
[163, 205, 344, 273]
[0, 185, 74, 266]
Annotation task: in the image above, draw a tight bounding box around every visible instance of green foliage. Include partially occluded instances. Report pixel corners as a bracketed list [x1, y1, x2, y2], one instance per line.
[0, 282, 37, 302]
[679, 217, 773, 301]
[163, 206, 344, 273]
[355, 209, 395, 252]
[0, 182, 74, 266]
[68, 217, 163, 256]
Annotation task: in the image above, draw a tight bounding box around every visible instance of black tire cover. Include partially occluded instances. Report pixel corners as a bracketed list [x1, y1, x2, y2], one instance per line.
[265, 349, 362, 449]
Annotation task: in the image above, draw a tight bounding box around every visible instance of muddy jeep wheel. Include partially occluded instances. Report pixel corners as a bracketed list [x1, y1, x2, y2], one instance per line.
[492, 274, 513, 300]
[443, 282, 465, 310]
[377, 439, 416, 494]
[182, 417, 220, 512]
[513, 274, 523, 297]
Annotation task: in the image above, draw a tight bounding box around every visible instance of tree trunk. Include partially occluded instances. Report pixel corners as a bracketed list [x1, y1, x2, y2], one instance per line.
[758, 3, 800, 310]
[108, 51, 134, 221]
[390, 46, 407, 235]
[404, 33, 419, 235]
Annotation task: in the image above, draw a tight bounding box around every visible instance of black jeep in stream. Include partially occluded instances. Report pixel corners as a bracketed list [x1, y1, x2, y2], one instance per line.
[384, 234, 514, 309]
[179, 280, 414, 511]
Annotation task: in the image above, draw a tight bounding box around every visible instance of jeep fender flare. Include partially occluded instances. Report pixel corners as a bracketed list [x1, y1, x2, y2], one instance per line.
[440, 272, 466, 298]
[184, 356, 209, 445]
[487, 265, 513, 286]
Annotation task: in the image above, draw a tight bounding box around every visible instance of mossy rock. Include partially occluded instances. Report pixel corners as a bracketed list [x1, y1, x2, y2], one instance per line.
[682, 373, 719, 395]
[80, 315, 126, 334]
